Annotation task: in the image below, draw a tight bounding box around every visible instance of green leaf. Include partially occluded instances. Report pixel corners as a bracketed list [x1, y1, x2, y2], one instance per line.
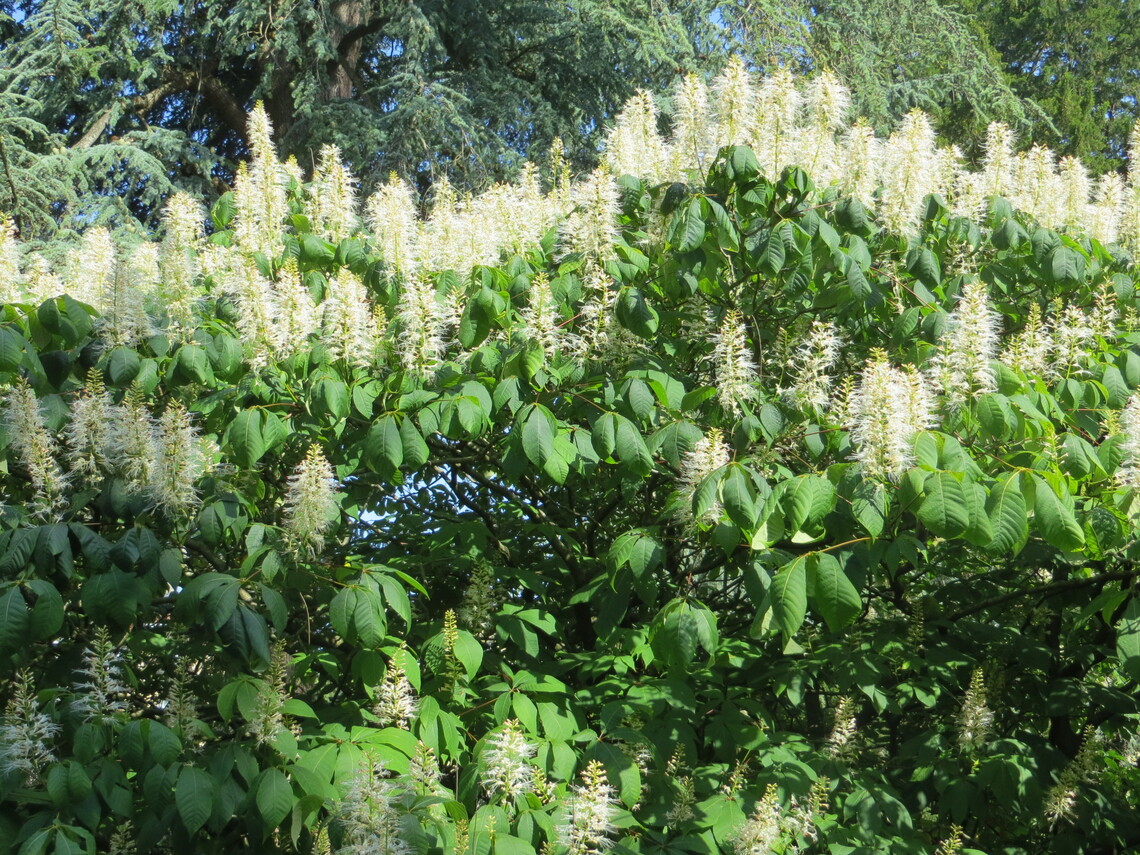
[719, 464, 757, 530]
[670, 198, 706, 252]
[226, 410, 266, 468]
[962, 481, 994, 547]
[851, 479, 887, 537]
[0, 586, 30, 652]
[772, 556, 808, 638]
[1047, 245, 1084, 287]
[757, 228, 785, 276]
[905, 246, 941, 288]
[521, 404, 556, 469]
[808, 553, 861, 631]
[985, 472, 1028, 554]
[650, 599, 701, 670]
[27, 580, 64, 638]
[0, 326, 24, 372]
[784, 474, 835, 532]
[365, 415, 404, 473]
[174, 344, 213, 385]
[313, 377, 349, 420]
[256, 769, 293, 829]
[917, 471, 969, 538]
[613, 414, 652, 475]
[399, 416, 429, 468]
[1116, 597, 1140, 682]
[592, 413, 617, 458]
[615, 287, 659, 337]
[211, 192, 236, 229]
[1029, 474, 1085, 551]
[105, 347, 141, 386]
[148, 721, 182, 767]
[453, 630, 483, 678]
[176, 766, 216, 835]
[330, 585, 387, 648]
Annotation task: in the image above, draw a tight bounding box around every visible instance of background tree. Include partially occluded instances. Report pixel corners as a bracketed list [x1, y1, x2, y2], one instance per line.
[0, 0, 1063, 241]
[962, 0, 1139, 171]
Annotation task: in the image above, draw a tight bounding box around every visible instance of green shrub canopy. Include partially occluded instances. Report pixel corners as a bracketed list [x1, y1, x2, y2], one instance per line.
[1, 66, 1140, 854]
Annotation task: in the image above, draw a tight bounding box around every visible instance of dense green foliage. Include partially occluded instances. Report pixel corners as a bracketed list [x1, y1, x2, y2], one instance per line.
[2, 88, 1140, 855]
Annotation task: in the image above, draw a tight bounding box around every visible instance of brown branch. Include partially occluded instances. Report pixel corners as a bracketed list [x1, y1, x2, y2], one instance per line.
[946, 568, 1138, 622]
[182, 539, 229, 574]
[72, 69, 247, 151]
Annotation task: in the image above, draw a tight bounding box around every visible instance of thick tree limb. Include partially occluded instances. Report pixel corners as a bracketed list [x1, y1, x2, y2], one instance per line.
[72, 69, 248, 151]
[946, 568, 1138, 622]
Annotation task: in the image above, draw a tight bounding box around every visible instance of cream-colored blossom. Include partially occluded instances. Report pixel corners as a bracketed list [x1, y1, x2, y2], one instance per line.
[0, 214, 21, 302]
[980, 122, 1016, 201]
[677, 428, 730, 523]
[731, 784, 783, 855]
[957, 667, 994, 750]
[1058, 156, 1091, 231]
[1088, 172, 1125, 246]
[753, 67, 800, 178]
[0, 671, 59, 785]
[879, 110, 938, 234]
[604, 90, 667, 184]
[827, 696, 857, 759]
[712, 56, 757, 147]
[233, 104, 289, 257]
[849, 353, 934, 480]
[558, 760, 618, 855]
[521, 273, 564, 360]
[668, 74, 714, 179]
[366, 174, 420, 281]
[394, 275, 446, 376]
[106, 389, 155, 494]
[1116, 394, 1140, 489]
[72, 627, 129, 723]
[64, 375, 115, 482]
[1000, 304, 1051, 378]
[272, 259, 320, 358]
[336, 762, 410, 855]
[481, 719, 537, 806]
[931, 279, 1000, 408]
[562, 168, 620, 264]
[149, 402, 215, 516]
[283, 446, 340, 558]
[4, 379, 68, 518]
[712, 310, 760, 418]
[784, 320, 843, 411]
[322, 271, 378, 366]
[374, 659, 418, 730]
[309, 144, 359, 243]
[840, 121, 881, 210]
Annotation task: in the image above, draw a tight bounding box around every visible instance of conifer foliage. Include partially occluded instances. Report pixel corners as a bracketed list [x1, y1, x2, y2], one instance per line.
[2, 66, 1140, 854]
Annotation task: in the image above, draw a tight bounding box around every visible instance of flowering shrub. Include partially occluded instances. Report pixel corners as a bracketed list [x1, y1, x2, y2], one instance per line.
[2, 65, 1140, 855]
